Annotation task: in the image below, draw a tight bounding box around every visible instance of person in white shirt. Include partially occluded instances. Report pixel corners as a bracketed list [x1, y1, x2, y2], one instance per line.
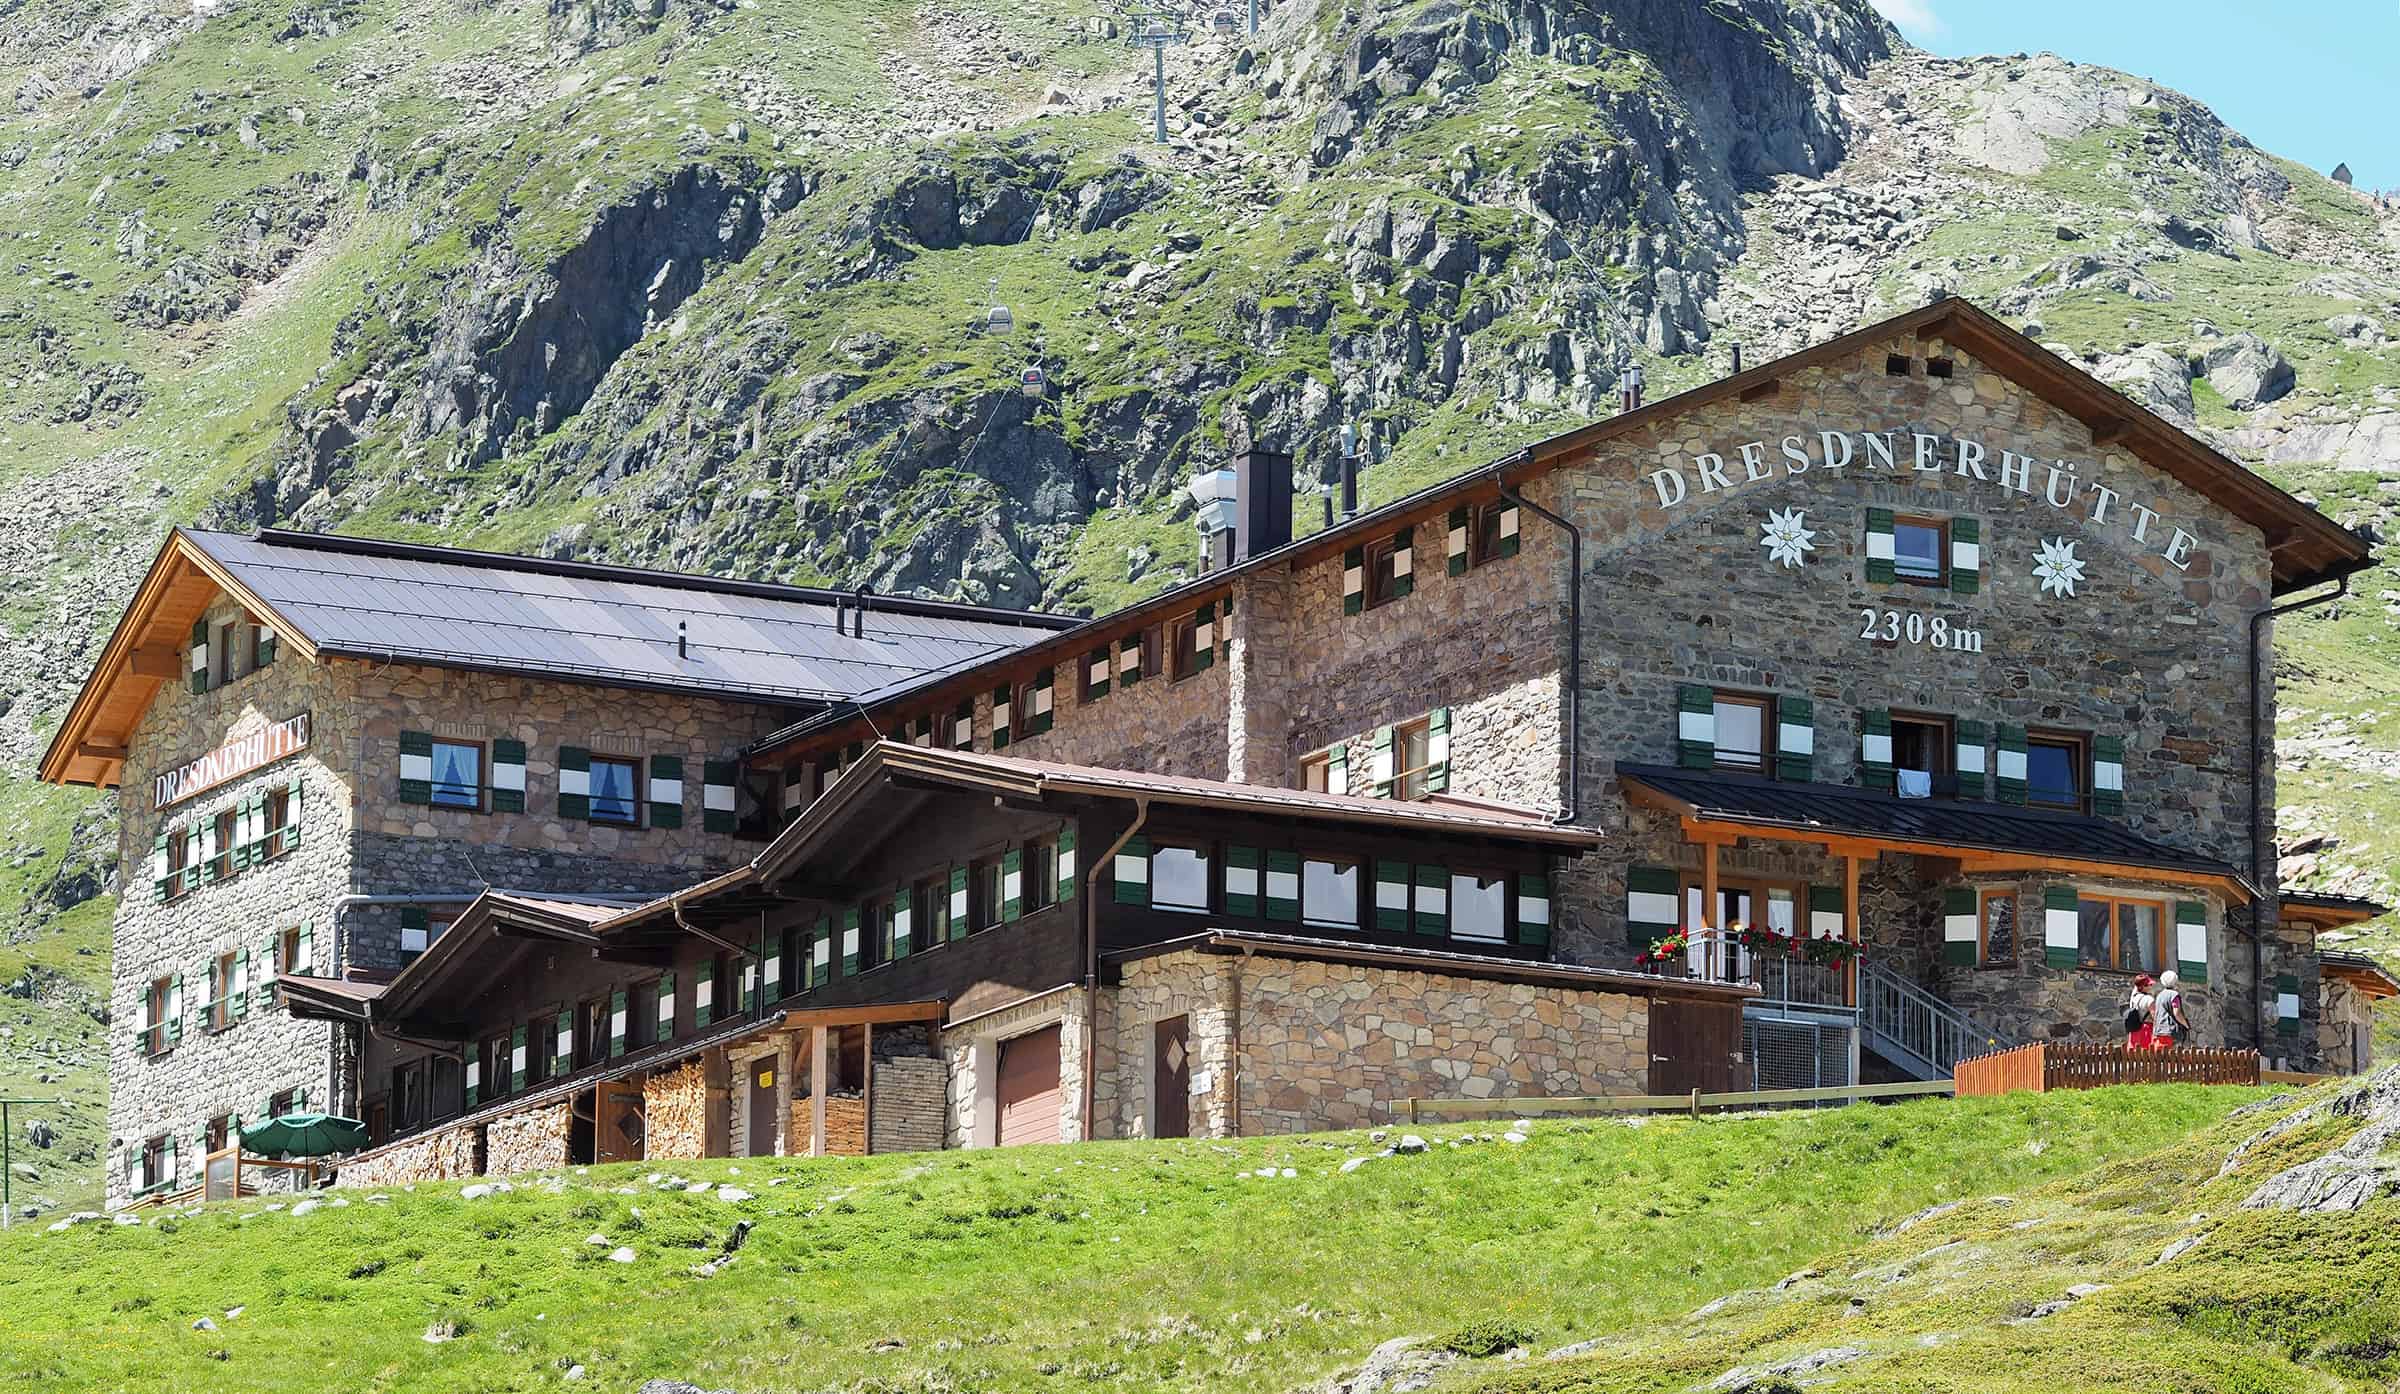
[2151, 970, 2190, 1050]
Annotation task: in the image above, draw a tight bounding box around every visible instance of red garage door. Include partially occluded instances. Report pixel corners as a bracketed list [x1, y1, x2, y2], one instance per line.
[997, 1024, 1063, 1146]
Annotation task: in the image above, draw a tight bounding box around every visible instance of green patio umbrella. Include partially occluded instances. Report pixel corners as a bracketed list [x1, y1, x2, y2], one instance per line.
[242, 1113, 369, 1159]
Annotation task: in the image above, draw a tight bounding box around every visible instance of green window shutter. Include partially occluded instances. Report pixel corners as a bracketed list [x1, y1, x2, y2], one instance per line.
[892, 885, 913, 959]
[2091, 736, 2125, 817]
[951, 699, 976, 749]
[399, 906, 429, 956]
[1342, 546, 1366, 615]
[1370, 725, 1396, 798]
[840, 907, 861, 977]
[649, 754, 685, 828]
[1030, 668, 1055, 733]
[1516, 873, 1551, 946]
[1627, 866, 1681, 947]
[1084, 646, 1111, 702]
[702, 759, 736, 833]
[189, 620, 210, 694]
[283, 775, 305, 849]
[485, 738, 526, 812]
[990, 684, 1013, 750]
[1865, 507, 1896, 584]
[655, 974, 676, 1040]
[1193, 604, 1216, 671]
[1954, 719, 1988, 799]
[559, 746, 591, 820]
[1677, 685, 1716, 769]
[466, 1052, 480, 1110]
[1413, 864, 1448, 937]
[1264, 850, 1301, 923]
[150, 832, 170, 903]
[1949, 516, 1981, 594]
[554, 1008, 574, 1074]
[1116, 636, 1143, 690]
[1807, 884, 1846, 940]
[1327, 743, 1348, 795]
[1446, 505, 1471, 576]
[510, 1025, 528, 1091]
[2277, 973, 2302, 1036]
[1426, 707, 1451, 793]
[232, 948, 250, 1019]
[609, 989, 628, 1058]
[255, 624, 277, 667]
[166, 971, 183, 1042]
[1391, 526, 1415, 598]
[397, 729, 433, 804]
[1225, 845, 1260, 918]
[1775, 696, 1814, 782]
[1858, 708, 1894, 791]
[230, 796, 253, 870]
[811, 918, 833, 987]
[1056, 825, 1078, 906]
[1113, 835, 1152, 906]
[696, 959, 715, 1027]
[186, 825, 205, 888]
[1496, 503, 1521, 558]
[1001, 848, 1024, 921]
[2041, 885, 2080, 968]
[1374, 860, 1412, 932]
[295, 922, 313, 976]
[2174, 902, 2208, 984]
[948, 867, 970, 939]
[1940, 887, 1977, 966]
[1995, 724, 2029, 804]
[257, 933, 276, 1011]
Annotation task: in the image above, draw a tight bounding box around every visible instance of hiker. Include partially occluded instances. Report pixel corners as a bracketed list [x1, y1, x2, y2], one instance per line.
[2151, 970, 2190, 1051]
[2124, 973, 2156, 1051]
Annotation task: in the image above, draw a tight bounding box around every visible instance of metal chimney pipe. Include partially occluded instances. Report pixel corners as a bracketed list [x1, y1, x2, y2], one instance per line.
[1338, 423, 1360, 519]
[851, 586, 871, 638]
[677, 620, 688, 660]
[1731, 343, 1743, 376]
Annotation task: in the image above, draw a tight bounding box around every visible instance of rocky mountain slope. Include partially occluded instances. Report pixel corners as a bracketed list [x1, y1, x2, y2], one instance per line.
[3, 0, 2399, 1211]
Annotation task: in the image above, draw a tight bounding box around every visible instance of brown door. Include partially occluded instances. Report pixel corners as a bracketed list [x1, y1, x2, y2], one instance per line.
[1153, 1015, 1191, 1138]
[1649, 999, 1744, 1096]
[747, 1061, 779, 1156]
[996, 1024, 1063, 1146]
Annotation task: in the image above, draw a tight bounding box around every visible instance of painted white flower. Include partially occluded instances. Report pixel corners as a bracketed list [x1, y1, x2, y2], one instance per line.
[2032, 536, 2086, 599]
[1760, 507, 1816, 569]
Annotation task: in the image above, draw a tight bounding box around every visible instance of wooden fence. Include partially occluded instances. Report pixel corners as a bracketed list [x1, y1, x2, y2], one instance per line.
[1399, 1078, 1955, 1122]
[1953, 1042, 2259, 1097]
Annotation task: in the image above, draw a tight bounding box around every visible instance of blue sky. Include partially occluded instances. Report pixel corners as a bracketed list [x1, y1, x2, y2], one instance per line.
[1871, 0, 2394, 189]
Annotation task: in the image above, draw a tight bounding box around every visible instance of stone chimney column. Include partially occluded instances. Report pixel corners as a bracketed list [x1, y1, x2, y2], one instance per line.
[1225, 569, 1293, 787]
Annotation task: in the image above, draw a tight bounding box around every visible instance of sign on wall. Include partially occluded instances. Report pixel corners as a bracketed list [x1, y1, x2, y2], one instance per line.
[154, 712, 311, 810]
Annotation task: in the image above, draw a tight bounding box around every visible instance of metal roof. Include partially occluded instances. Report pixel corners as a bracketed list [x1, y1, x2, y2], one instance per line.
[1616, 763, 2249, 889]
[184, 529, 1075, 707]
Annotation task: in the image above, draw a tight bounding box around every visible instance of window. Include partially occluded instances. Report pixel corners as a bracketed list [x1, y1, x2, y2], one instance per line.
[213, 621, 240, 686]
[588, 756, 641, 825]
[206, 1114, 230, 1156]
[164, 827, 191, 900]
[1891, 713, 1952, 799]
[526, 1020, 555, 1086]
[1892, 517, 1947, 584]
[1140, 626, 1164, 679]
[1979, 890, 2016, 967]
[971, 856, 1004, 931]
[138, 1135, 168, 1192]
[1024, 838, 1058, 913]
[1712, 692, 1770, 773]
[578, 997, 608, 1068]
[1366, 536, 1407, 610]
[1450, 872, 1508, 942]
[1393, 717, 1433, 801]
[1302, 856, 1359, 929]
[144, 975, 171, 1055]
[2027, 731, 2086, 810]
[262, 786, 292, 861]
[1298, 750, 1333, 793]
[1472, 504, 1508, 567]
[429, 739, 483, 810]
[1168, 616, 1201, 682]
[479, 1036, 508, 1100]
[393, 1061, 427, 1133]
[864, 896, 894, 972]
[211, 809, 237, 880]
[268, 1088, 297, 1118]
[207, 950, 236, 1032]
[2077, 893, 2165, 973]
[630, 985, 660, 1050]
[1152, 845, 1211, 914]
[429, 1056, 463, 1120]
[1926, 356, 1955, 379]
[1885, 352, 1912, 376]
[915, 875, 952, 946]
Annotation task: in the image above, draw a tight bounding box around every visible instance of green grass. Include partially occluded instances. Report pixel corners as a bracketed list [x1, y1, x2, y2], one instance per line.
[0, 1089, 2259, 1393]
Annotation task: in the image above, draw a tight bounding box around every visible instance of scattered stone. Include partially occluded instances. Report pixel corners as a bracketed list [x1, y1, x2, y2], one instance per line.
[422, 1319, 461, 1343]
[1878, 1200, 1962, 1237]
[715, 1186, 752, 1203]
[1708, 1345, 1866, 1389]
[585, 1233, 610, 1246]
[1394, 1135, 1428, 1155]
[608, 1247, 637, 1263]
[2157, 1235, 2203, 1265]
[564, 1364, 586, 1381]
[460, 1183, 495, 1200]
[1501, 1131, 1527, 1145]
[288, 1199, 320, 1217]
[2201, 332, 2295, 409]
[1339, 1156, 1372, 1173]
[192, 1317, 217, 1332]
[1317, 1335, 1457, 1394]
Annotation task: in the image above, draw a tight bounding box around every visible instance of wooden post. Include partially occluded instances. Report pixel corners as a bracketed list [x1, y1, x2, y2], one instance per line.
[1689, 1087, 1701, 1118]
[775, 1031, 800, 1156]
[860, 1022, 875, 1156]
[1843, 851, 1860, 1008]
[1700, 836, 1720, 976]
[809, 1024, 829, 1158]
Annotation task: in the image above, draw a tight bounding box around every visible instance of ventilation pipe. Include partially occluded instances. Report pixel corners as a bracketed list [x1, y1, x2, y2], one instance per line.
[851, 585, 872, 638]
[1731, 343, 1743, 376]
[1338, 423, 1361, 520]
[1619, 363, 1646, 414]
[1188, 466, 1239, 573]
[677, 620, 688, 661]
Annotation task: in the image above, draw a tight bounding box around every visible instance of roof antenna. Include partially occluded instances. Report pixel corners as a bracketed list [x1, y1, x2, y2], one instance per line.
[851, 585, 872, 638]
[677, 620, 688, 661]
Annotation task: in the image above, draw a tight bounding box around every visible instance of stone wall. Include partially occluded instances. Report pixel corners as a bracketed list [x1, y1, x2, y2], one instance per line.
[995, 627, 1235, 780]
[333, 1124, 479, 1188]
[944, 987, 1089, 1147]
[487, 1103, 571, 1175]
[869, 1057, 947, 1153]
[2321, 976, 2377, 1075]
[644, 1061, 709, 1160]
[1095, 953, 1236, 1140]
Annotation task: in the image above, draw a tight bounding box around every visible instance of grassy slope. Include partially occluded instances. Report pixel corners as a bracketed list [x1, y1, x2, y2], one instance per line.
[0, 1089, 2257, 1393]
[1461, 1080, 2397, 1393]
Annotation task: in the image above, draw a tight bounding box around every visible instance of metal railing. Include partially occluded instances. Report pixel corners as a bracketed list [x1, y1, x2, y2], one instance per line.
[1639, 928, 1854, 1010]
[1860, 960, 2015, 1080]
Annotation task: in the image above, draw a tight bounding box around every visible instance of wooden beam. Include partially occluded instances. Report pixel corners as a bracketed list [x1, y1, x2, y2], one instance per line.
[786, 998, 948, 1028]
[1738, 378, 1780, 403]
[127, 646, 182, 678]
[1843, 853, 1860, 1009]
[809, 1024, 828, 1158]
[2089, 416, 2131, 447]
[1913, 313, 1955, 341]
[592, 945, 676, 967]
[75, 742, 129, 763]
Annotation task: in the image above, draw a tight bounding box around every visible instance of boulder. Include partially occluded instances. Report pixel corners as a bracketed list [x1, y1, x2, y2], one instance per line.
[2201, 332, 2295, 408]
[2093, 345, 2195, 425]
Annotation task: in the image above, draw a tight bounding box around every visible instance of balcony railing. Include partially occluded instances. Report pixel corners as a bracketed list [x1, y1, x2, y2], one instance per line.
[1638, 928, 1854, 1010]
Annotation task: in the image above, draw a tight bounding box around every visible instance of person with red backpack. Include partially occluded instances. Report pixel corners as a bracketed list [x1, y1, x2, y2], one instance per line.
[2124, 974, 2156, 1051]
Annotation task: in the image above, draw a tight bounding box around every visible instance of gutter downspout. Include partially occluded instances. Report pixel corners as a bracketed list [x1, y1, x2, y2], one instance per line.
[1081, 795, 1152, 1143]
[1499, 479, 1581, 825]
[2248, 573, 2352, 1051]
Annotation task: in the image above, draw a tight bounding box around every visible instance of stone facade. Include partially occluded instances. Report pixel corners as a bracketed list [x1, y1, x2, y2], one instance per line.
[1094, 953, 1238, 1140]
[2321, 977, 2378, 1075]
[944, 987, 1090, 1147]
[869, 1056, 948, 1154]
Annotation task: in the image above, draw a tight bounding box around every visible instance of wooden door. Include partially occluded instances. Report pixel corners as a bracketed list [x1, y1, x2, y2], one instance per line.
[1649, 999, 1744, 1095]
[996, 1024, 1063, 1146]
[746, 1060, 779, 1156]
[1153, 1015, 1191, 1138]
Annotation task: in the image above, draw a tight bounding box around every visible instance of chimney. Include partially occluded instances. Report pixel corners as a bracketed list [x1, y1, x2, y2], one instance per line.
[1188, 466, 1238, 573]
[1730, 342, 1743, 376]
[1233, 447, 1293, 559]
[1619, 362, 1646, 414]
[1338, 423, 1361, 520]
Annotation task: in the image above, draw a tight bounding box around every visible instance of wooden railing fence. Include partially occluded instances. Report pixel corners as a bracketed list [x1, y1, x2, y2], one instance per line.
[1953, 1042, 2259, 1097]
[1399, 1078, 1955, 1122]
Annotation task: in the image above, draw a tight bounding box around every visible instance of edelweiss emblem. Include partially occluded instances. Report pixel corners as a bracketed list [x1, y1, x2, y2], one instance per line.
[2032, 537, 2087, 599]
[1760, 507, 1816, 569]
